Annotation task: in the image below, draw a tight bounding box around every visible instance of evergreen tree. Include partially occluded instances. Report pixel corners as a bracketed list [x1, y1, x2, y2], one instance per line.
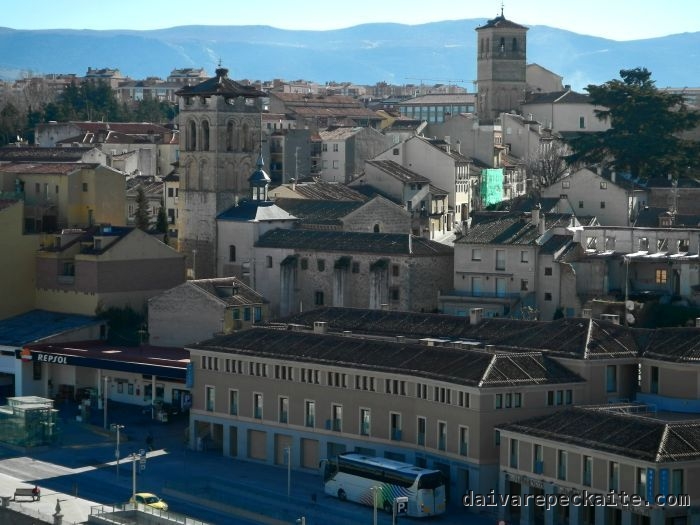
[134, 186, 150, 231]
[566, 68, 700, 180]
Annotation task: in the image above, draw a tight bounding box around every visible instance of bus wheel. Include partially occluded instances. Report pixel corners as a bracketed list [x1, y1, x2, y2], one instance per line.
[338, 489, 347, 501]
[383, 501, 392, 514]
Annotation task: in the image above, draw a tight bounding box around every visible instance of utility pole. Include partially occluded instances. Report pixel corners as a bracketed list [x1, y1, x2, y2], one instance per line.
[103, 376, 109, 429]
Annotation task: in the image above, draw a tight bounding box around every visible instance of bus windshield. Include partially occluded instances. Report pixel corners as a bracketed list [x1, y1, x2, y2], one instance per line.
[417, 471, 444, 490]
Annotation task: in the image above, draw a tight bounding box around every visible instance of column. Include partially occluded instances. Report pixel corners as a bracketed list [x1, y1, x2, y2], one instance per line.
[520, 483, 534, 525]
[544, 483, 556, 525]
[498, 472, 510, 523]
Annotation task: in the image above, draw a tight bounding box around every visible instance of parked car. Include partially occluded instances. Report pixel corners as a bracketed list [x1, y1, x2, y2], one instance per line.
[130, 492, 168, 511]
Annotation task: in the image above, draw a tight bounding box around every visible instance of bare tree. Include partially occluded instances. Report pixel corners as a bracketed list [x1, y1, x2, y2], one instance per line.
[526, 138, 571, 198]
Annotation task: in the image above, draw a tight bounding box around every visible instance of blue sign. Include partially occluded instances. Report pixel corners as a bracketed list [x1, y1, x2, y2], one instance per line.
[185, 362, 194, 388]
[646, 468, 655, 503]
[658, 468, 668, 504]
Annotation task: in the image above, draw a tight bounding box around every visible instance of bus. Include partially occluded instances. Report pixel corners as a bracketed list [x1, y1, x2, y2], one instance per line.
[321, 453, 446, 517]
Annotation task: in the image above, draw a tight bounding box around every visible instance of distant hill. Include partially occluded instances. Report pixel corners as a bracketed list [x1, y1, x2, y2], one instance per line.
[0, 20, 698, 91]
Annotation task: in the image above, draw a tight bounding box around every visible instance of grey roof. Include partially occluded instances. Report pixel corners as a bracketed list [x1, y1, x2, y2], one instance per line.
[255, 229, 454, 256]
[41, 225, 133, 254]
[189, 277, 266, 307]
[476, 13, 528, 30]
[525, 90, 591, 105]
[636, 327, 700, 363]
[217, 200, 297, 222]
[398, 93, 476, 106]
[365, 160, 431, 184]
[498, 406, 700, 462]
[274, 199, 364, 225]
[189, 327, 582, 388]
[539, 234, 573, 256]
[634, 206, 700, 228]
[272, 308, 639, 360]
[274, 180, 367, 201]
[457, 212, 579, 245]
[175, 67, 266, 98]
[0, 310, 101, 347]
[0, 146, 97, 162]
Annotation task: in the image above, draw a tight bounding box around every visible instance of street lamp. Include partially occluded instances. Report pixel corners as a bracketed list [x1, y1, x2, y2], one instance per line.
[284, 446, 291, 501]
[111, 424, 125, 478]
[371, 486, 381, 525]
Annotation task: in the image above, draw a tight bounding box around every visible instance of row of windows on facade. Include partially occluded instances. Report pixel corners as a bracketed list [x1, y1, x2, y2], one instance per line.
[585, 236, 690, 254]
[397, 105, 475, 123]
[230, 251, 399, 275]
[205, 387, 471, 454]
[465, 275, 553, 299]
[507, 437, 685, 496]
[183, 119, 258, 152]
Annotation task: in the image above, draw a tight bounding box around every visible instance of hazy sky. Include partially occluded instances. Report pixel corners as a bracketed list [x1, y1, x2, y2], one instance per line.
[4, 0, 700, 41]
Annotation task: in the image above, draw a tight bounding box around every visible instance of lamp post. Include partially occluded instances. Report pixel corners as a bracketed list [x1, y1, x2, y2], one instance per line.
[624, 255, 630, 326]
[284, 446, 291, 501]
[371, 486, 380, 525]
[103, 376, 109, 429]
[111, 424, 124, 478]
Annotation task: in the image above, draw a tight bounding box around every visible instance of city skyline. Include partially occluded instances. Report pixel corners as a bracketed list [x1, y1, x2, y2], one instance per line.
[3, 0, 700, 42]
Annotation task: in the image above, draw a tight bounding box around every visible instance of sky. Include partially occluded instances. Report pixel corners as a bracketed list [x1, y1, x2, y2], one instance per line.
[3, 0, 700, 41]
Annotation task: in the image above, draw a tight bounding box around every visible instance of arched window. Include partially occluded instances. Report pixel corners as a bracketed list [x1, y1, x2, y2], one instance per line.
[201, 120, 210, 151]
[187, 120, 196, 151]
[226, 121, 234, 151]
[499, 37, 505, 53]
[373, 224, 380, 233]
[512, 38, 518, 52]
[240, 123, 249, 151]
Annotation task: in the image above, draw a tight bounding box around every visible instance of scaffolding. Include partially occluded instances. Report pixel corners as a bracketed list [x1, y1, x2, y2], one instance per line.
[0, 396, 60, 447]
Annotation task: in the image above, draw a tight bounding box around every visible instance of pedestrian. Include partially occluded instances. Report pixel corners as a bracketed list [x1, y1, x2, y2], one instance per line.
[31, 485, 40, 501]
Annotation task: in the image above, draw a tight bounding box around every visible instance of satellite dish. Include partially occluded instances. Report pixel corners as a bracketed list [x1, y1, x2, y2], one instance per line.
[626, 300, 635, 311]
[626, 313, 636, 325]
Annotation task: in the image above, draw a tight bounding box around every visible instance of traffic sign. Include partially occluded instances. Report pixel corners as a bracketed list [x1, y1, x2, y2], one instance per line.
[395, 496, 408, 514]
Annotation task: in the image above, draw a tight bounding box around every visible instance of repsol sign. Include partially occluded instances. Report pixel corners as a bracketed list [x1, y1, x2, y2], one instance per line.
[35, 353, 68, 365]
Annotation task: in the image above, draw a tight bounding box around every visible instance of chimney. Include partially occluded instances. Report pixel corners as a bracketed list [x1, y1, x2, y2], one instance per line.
[408, 234, 413, 255]
[291, 178, 296, 191]
[695, 318, 700, 328]
[469, 308, 483, 325]
[313, 321, 327, 334]
[539, 213, 546, 235]
[456, 140, 461, 154]
[611, 171, 616, 184]
[531, 204, 541, 227]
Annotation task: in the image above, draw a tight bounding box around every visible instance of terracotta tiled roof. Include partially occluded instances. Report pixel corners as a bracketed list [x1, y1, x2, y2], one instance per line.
[0, 162, 84, 174]
[0, 146, 97, 162]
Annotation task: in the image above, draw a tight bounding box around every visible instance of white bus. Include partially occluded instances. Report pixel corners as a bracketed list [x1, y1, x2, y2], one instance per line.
[321, 453, 446, 517]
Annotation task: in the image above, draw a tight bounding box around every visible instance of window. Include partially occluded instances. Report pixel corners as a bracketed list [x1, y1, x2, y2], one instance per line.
[514, 392, 522, 407]
[393, 148, 399, 155]
[305, 400, 315, 427]
[360, 408, 371, 436]
[495, 430, 501, 446]
[266, 256, 273, 268]
[606, 237, 615, 250]
[205, 386, 215, 412]
[495, 394, 503, 409]
[655, 269, 667, 284]
[300, 258, 308, 270]
[609, 461, 619, 491]
[520, 251, 528, 263]
[417, 416, 426, 446]
[253, 393, 263, 419]
[544, 292, 552, 301]
[562, 180, 570, 189]
[332, 160, 339, 169]
[533, 444, 543, 473]
[471, 248, 481, 261]
[636, 467, 646, 497]
[390, 412, 402, 441]
[332, 404, 342, 431]
[510, 438, 519, 468]
[392, 264, 400, 277]
[332, 143, 339, 152]
[390, 288, 400, 301]
[82, 182, 88, 192]
[437, 421, 447, 451]
[547, 390, 555, 406]
[639, 237, 649, 251]
[229, 389, 238, 415]
[579, 116, 586, 129]
[671, 469, 684, 495]
[352, 262, 360, 273]
[317, 259, 325, 271]
[314, 291, 324, 306]
[600, 201, 606, 209]
[521, 279, 529, 291]
[579, 200, 584, 209]
[544, 267, 552, 276]
[557, 450, 567, 480]
[373, 224, 380, 233]
[495, 249, 505, 271]
[459, 426, 469, 456]
[583, 456, 593, 486]
[651, 366, 659, 394]
[565, 389, 573, 405]
[606, 365, 617, 393]
[228, 245, 236, 262]
[279, 397, 289, 423]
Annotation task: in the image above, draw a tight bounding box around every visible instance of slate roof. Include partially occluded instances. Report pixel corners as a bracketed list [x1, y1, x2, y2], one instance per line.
[272, 308, 639, 360]
[634, 206, 700, 228]
[274, 199, 364, 225]
[189, 277, 266, 307]
[175, 67, 267, 98]
[216, 200, 297, 222]
[498, 406, 700, 462]
[524, 90, 591, 105]
[539, 234, 574, 256]
[41, 225, 133, 254]
[0, 147, 97, 162]
[0, 310, 101, 347]
[0, 162, 85, 175]
[70, 122, 173, 136]
[457, 212, 580, 245]
[189, 327, 582, 388]
[635, 327, 700, 362]
[365, 160, 431, 184]
[255, 229, 453, 256]
[272, 180, 367, 201]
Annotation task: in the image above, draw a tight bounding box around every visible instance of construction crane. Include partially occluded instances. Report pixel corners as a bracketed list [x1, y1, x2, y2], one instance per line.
[404, 78, 477, 93]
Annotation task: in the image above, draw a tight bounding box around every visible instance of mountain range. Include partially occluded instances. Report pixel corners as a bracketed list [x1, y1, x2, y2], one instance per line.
[1, 19, 698, 92]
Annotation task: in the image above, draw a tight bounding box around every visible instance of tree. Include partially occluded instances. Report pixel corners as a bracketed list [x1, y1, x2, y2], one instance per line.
[526, 138, 570, 197]
[134, 186, 150, 231]
[565, 68, 700, 180]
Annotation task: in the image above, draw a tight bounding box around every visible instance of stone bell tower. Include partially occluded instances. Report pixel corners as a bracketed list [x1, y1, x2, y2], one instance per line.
[175, 66, 267, 278]
[476, 9, 528, 123]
